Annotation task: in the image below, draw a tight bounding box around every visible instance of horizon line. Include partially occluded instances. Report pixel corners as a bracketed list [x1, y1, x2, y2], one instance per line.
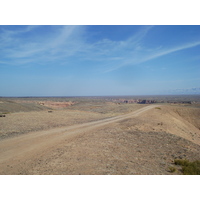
[1, 94, 200, 98]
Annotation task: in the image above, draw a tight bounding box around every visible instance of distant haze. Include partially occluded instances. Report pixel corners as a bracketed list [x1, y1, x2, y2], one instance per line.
[0, 25, 200, 96]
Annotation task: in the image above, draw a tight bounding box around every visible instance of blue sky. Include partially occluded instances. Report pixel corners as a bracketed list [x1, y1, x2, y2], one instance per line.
[0, 25, 200, 96]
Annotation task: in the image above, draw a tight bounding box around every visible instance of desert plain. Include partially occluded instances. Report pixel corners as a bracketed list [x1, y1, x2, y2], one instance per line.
[0, 95, 200, 175]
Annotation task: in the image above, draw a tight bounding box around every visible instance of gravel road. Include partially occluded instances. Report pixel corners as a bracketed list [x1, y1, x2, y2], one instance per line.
[0, 105, 158, 169]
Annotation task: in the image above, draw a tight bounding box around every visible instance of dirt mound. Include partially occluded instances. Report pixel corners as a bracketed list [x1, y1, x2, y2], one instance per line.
[130, 105, 200, 145]
[172, 106, 200, 129]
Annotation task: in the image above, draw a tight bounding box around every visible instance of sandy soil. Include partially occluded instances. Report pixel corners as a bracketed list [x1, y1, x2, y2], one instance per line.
[0, 102, 145, 139]
[0, 100, 200, 175]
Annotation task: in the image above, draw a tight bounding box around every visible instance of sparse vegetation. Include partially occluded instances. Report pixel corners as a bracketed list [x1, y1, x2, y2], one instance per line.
[174, 159, 200, 175]
[1, 96, 200, 174]
[169, 166, 176, 173]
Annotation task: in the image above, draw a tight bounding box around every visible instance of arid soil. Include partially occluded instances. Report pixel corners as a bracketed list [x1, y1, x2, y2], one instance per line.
[0, 98, 200, 175]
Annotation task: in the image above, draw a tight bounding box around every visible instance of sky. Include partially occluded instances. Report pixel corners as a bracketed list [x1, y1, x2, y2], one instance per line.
[0, 25, 200, 96]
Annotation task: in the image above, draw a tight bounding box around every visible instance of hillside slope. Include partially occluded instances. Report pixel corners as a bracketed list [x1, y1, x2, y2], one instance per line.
[0, 104, 199, 174]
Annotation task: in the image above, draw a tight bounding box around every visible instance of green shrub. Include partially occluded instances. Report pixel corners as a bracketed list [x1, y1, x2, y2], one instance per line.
[174, 159, 190, 166]
[169, 166, 176, 173]
[174, 159, 200, 175]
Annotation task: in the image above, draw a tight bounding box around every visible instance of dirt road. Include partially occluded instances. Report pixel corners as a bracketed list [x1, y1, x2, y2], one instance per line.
[0, 104, 158, 173]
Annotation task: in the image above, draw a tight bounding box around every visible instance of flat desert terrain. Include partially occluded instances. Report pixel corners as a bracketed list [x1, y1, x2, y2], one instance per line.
[0, 96, 200, 175]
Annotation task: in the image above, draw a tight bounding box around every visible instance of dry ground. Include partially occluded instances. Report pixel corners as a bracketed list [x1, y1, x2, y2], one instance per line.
[0, 98, 200, 175]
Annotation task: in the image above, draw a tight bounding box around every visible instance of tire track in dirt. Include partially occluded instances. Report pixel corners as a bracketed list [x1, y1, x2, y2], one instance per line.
[0, 105, 159, 166]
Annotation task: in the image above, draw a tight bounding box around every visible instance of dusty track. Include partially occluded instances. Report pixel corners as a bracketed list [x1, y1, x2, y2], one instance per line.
[0, 105, 158, 167]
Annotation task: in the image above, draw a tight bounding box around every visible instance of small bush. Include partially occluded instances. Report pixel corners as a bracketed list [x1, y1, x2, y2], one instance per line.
[174, 159, 190, 166]
[174, 159, 200, 175]
[169, 166, 176, 173]
[155, 107, 161, 110]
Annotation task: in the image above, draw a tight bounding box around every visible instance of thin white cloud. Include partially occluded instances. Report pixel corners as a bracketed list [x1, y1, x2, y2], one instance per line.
[142, 40, 200, 63]
[126, 25, 154, 45]
[7, 44, 45, 58]
[0, 60, 9, 65]
[10, 25, 39, 35]
[1, 25, 200, 73]
[0, 26, 39, 46]
[49, 25, 78, 48]
[0, 25, 85, 64]
[104, 40, 200, 73]
[1, 25, 154, 67]
[93, 26, 153, 55]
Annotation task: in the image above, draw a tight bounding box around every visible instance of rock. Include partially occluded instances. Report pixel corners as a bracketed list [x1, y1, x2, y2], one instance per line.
[160, 161, 166, 165]
[178, 155, 184, 159]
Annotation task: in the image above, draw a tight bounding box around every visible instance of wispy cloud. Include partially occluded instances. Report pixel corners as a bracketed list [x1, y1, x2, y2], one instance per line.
[142, 40, 200, 62]
[49, 26, 77, 48]
[0, 25, 85, 65]
[0, 26, 38, 46]
[1, 25, 200, 74]
[103, 39, 200, 73]
[1, 25, 154, 68]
